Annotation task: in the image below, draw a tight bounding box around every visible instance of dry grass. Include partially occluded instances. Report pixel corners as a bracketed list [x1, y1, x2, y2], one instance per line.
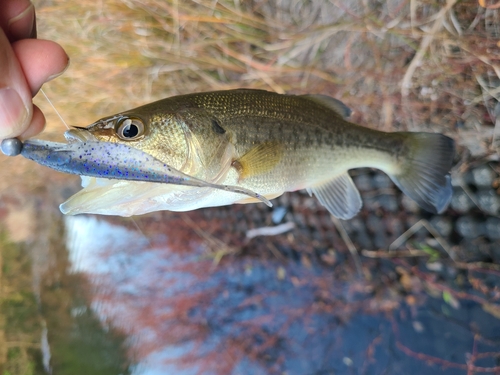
[32, 0, 499, 152]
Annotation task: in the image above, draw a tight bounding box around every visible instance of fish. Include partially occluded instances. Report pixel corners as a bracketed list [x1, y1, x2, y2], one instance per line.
[59, 88, 454, 218]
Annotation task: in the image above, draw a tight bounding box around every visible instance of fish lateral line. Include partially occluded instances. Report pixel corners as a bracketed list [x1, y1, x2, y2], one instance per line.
[14, 138, 271, 207]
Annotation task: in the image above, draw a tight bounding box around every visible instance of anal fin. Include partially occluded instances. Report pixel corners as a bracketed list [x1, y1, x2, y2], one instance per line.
[307, 172, 362, 220]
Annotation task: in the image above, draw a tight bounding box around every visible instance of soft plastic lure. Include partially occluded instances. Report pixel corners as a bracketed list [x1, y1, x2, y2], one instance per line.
[0, 138, 272, 207]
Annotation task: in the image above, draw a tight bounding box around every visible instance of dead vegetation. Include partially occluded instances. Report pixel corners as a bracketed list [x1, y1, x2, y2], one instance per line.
[35, 0, 499, 153]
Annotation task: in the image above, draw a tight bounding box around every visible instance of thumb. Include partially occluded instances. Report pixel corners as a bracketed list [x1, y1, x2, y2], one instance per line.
[0, 28, 33, 138]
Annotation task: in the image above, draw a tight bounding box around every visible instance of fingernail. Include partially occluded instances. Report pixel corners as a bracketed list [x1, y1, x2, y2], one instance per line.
[46, 56, 70, 82]
[0, 88, 31, 138]
[8, 2, 35, 40]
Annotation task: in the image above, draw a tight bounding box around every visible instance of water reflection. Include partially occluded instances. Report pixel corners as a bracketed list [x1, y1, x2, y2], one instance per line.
[1, 159, 499, 375]
[64, 215, 197, 374]
[57, 210, 500, 374]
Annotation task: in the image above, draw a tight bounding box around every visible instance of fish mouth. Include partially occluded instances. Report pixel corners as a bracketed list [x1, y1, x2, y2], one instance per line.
[64, 127, 98, 143]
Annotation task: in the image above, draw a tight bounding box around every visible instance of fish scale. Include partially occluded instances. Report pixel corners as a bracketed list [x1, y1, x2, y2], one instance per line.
[190, 89, 334, 124]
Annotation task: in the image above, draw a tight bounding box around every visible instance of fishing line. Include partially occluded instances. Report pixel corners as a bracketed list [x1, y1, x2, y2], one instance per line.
[131, 217, 153, 251]
[40, 90, 155, 248]
[40, 89, 69, 129]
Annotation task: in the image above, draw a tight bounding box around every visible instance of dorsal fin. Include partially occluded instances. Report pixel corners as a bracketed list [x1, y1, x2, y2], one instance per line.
[300, 94, 352, 119]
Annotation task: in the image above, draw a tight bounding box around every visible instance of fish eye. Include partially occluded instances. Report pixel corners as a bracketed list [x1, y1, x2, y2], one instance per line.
[116, 118, 144, 140]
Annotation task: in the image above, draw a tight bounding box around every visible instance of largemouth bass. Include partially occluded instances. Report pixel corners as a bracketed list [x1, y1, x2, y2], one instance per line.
[61, 89, 454, 218]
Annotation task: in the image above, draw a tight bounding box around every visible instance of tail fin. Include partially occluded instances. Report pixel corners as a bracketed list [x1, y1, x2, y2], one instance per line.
[390, 133, 455, 214]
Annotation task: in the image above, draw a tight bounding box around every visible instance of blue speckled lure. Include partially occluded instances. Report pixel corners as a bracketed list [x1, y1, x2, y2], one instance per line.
[0, 138, 272, 207]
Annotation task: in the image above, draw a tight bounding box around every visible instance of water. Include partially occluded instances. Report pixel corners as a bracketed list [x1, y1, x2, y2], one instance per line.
[0, 171, 499, 374]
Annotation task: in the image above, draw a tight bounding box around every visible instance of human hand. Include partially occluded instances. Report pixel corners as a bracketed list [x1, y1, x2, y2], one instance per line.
[0, 0, 69, 139]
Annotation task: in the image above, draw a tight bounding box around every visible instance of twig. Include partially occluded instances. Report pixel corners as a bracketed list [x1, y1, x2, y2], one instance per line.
[401, 0, 458, 97]
[467, 334, 479, 375]
[396, 341, 500, 373]
[455, 177, 500, 219]
[401, 0, 458, 132]
[181, 215, 237, 266]
[246, 222, 295, 239]
[474, 74, 500, 125]
[468, 84, 500, 105]
[492, 101, 500, 153]
[411, 266, 495, 306]
[389, 219, 455, 261]
[251, 70, 286, 94]
[391, 315, 500, 373]
[331, 216, 363, 277]
[454, 261, 500, 276]
[362, 249, 430, 258]
[460, 44, 500, 79]
[264, 242, 286, 262]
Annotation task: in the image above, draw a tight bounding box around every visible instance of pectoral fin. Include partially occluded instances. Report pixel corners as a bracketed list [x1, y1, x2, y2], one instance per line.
[307, 172, 362, 220]
[232, 141, 283, 180]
